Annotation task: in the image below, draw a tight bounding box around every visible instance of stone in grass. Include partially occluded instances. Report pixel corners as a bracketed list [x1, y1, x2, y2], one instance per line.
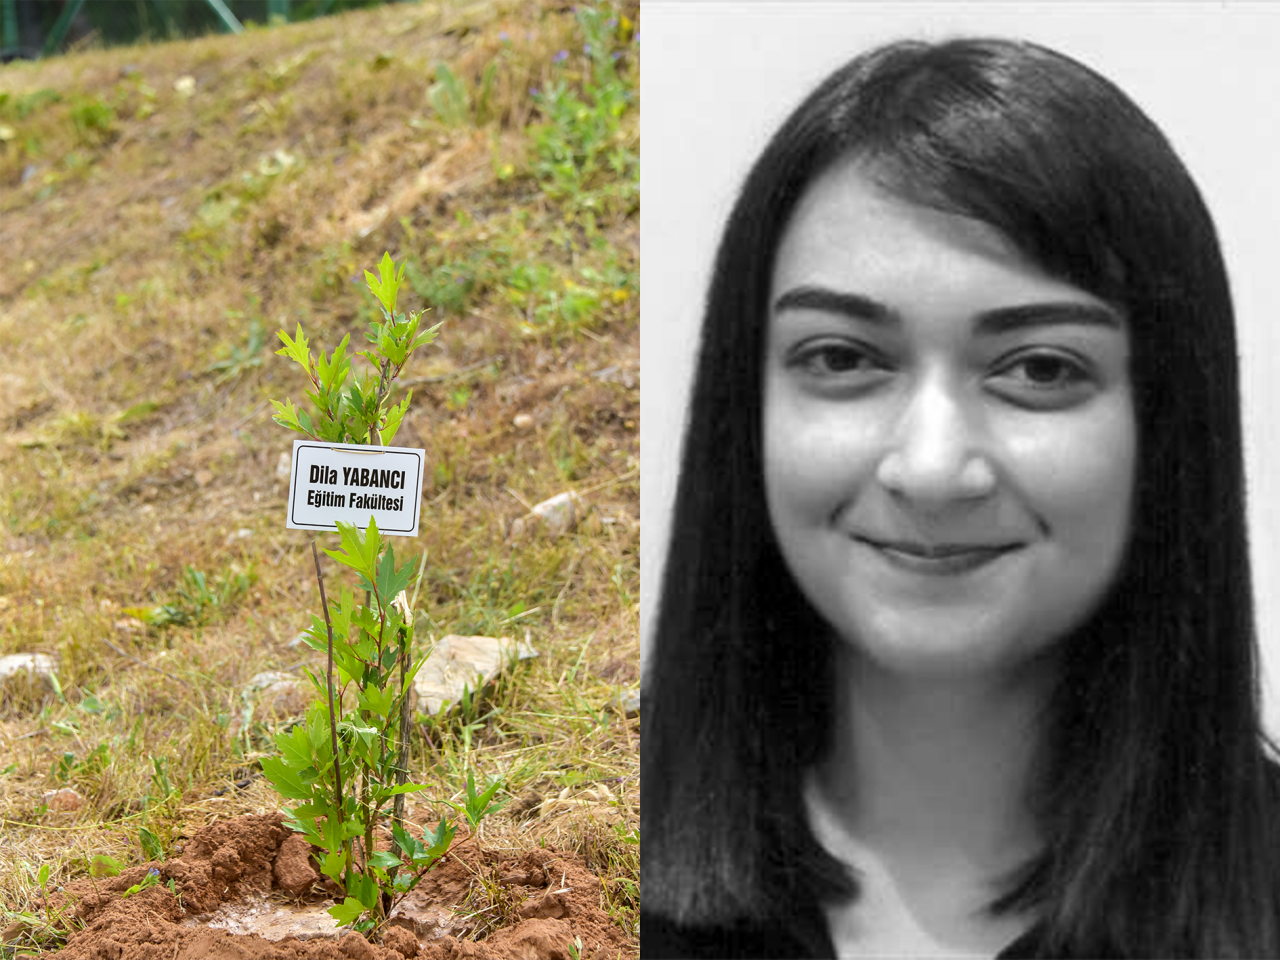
[42, 787, 85, 812]
[286, 630, 312, 649]
[411, 634, 538, 716]
[509, 491, 585, 540]
[608, 685, 640, 718]
[0, 653, 56, 686]
[244, 671, 311, 720]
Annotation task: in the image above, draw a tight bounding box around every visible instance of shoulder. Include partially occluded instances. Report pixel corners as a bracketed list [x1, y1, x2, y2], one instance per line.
[641, 910, 833, 960]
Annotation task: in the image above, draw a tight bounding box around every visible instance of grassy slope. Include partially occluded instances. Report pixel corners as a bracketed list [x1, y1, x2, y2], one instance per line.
[0, 0, 638, 951]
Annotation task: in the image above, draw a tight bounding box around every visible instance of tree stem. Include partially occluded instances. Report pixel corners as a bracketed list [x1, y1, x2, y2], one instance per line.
[311, 541, 348, 873]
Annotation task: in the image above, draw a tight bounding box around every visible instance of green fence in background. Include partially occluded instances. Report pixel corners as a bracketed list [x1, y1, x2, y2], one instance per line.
[1, 0, 393, 61]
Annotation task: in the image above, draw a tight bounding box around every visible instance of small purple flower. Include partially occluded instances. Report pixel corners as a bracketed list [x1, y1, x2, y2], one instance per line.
[529, 86, 540, 97]
[607, 18, 617, 28]
[611, 51, 622, 61]
[498, 31, 509, 41]
[583, 43, 592, 55]
[553, 49, 568, 63]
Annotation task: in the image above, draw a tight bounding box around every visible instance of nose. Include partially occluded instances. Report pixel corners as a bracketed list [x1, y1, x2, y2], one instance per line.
[875, 373, 996, 506]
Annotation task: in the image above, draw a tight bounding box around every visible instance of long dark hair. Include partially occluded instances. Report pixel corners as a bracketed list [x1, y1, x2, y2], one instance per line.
[642, 37, 1279, 957]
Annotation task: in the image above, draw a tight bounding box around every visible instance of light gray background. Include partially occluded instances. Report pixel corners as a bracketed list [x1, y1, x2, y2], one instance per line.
[640, 2, 1280, 735]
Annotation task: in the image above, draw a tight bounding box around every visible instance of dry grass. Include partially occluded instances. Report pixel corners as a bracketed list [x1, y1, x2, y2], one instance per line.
[0, 0, 638, 951]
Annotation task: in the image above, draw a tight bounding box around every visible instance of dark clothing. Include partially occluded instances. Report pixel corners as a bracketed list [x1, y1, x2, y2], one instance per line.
[641, 910, 1054, 959]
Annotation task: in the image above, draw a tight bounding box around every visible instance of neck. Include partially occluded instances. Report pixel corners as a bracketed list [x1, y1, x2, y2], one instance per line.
[814, 646, 1054, 878]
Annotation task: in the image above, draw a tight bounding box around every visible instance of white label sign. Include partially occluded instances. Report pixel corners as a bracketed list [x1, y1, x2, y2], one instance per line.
[286, 439, 426, 537]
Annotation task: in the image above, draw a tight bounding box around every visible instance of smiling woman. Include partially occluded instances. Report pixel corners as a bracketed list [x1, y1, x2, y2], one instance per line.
[641, 32, 1280, 960]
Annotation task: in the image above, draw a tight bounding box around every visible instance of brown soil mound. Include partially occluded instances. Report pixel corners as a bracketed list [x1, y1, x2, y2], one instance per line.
[39, 813, 633, 960]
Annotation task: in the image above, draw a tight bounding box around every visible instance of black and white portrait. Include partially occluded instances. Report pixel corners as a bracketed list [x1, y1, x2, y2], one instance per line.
[640, 5, 1280, 957]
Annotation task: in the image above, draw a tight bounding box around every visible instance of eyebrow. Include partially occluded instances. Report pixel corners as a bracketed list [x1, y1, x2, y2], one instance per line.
[772, 286, 1123, 335]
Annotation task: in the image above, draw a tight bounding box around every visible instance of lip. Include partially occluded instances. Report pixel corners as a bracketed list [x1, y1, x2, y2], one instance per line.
[855, 536, 1024, 575]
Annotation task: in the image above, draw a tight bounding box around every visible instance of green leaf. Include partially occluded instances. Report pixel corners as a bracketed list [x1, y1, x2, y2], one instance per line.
[392, 822, 425, 859]
[364, 252, 405, 317]
[277, 724, 313, 768]
[316, 334, 352, 393]
[381, 391, 412, 446]
[292, 819, 327, 851]
[275, 323, 312, 376]
[122, 868, 161, 899]
[410, 320, 444, 352]
[90, 854, 124, 878]
[357, 684, 395, 719]
[375, 542, 416, 601]
[366, 850, 402, 870]
[321, 817, 348, 855]
[260, 755, 315, 800]
[325, 520, 380, 578]
[139, 826, 165, 861]
[350, 871, 380, 911]
[36, 863, 49, 887]
[418, 818, 456, 868]
[270, 398, 312, 436]
[380, 782, 431, 798]
[328, 896, 366, 927]
[319, 850, 347, 882]
[448, 771, 507, 831]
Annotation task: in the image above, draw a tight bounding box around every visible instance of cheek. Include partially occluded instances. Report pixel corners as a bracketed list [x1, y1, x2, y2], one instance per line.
[762, 392, 884, 522]
[1002, 398, 1137, 552]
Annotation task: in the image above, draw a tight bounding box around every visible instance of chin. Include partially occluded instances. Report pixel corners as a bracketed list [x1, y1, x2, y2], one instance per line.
[837, 607, 1059, 682]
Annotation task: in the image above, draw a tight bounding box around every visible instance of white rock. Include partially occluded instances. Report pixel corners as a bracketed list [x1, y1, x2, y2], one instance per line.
[413, 635, 538, 715]
[42, 787, 84, 812]
[530, 491, 584, 537]
[275, 451, 292, 483]
[609, 686, 640, 718]
[184, 899, 342, 941]
[0, 653, 56, 685]
[246, 671, 294, 690]
[512, 413, 534, 430]
[389, 895, 472, 941]
[286, 630, 313, 649]
[256, 680, 310, 719]
[241, 671, 310, 720]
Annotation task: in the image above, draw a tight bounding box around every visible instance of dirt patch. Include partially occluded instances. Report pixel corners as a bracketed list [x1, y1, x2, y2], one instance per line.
[38, 813, 633, 960]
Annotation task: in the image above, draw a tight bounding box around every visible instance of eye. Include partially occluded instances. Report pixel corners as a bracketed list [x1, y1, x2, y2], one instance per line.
[786, 339, 891, 383]
[987, 350, 1097, 407]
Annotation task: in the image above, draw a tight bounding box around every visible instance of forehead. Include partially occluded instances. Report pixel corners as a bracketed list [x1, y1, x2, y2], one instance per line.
[770, 157, 1114, 320]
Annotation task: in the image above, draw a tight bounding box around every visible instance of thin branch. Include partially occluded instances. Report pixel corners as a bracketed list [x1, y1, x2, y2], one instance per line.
[310, 541, 347, 866]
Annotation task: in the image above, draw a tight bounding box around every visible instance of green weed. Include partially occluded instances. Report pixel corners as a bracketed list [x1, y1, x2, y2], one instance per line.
[207, 316, 267, 384]
[427, 62, 490, 127]
[68, 97, 116, 147]
[122, 564, 255, 629]
[529, 7, 637, 227]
